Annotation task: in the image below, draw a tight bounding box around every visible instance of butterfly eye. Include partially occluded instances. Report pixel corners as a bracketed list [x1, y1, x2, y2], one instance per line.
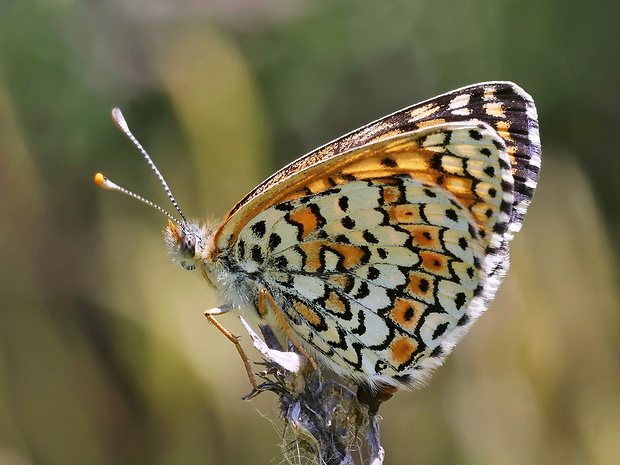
[180, 233, 197, 258]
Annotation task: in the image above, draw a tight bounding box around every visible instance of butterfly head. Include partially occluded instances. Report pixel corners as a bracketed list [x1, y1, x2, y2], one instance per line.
[164, 219, 207, 271]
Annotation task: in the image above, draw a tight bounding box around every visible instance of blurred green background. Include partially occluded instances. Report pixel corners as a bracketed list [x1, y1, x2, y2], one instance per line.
[1, 0, 619, 464]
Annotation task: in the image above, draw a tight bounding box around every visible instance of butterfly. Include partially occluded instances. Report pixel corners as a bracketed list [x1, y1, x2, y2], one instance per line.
[96, 81, 540, 414]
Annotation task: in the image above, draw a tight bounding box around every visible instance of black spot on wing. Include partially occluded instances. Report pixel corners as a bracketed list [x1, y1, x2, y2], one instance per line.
[380, 157, 398, 168]
[268, 233, 282, 249]
[341, 216, 356, 229]
[251, 220, 267, 238]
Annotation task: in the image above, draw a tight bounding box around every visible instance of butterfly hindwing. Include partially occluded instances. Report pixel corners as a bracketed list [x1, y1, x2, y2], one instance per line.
[233, 123, 514, 387]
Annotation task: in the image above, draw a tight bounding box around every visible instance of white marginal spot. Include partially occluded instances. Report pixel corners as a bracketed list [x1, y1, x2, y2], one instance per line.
[451, 108, 472, 116]
[529, 149, 542, 169]
[514, 200, 529, 215]
[483, 86, 497, 101]
[409, 104, 440, 122]
[448, 93, 471, 109]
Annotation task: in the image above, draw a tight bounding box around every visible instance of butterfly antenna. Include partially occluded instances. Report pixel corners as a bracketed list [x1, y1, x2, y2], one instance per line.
[105, 108, 188, 225]
[94, 172, 181, 226]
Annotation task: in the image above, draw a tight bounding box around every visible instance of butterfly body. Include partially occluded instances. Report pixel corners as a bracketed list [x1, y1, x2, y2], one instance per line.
[163, 81, 540, 391]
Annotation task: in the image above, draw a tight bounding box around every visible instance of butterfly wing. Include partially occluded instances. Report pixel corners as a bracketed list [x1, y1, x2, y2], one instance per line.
[223, 81, 540, 236]
[219, 120, 522, 388]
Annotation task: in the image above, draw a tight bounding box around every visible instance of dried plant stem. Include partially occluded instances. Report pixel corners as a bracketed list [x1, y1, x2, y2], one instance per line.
[240, 317, 385, 465]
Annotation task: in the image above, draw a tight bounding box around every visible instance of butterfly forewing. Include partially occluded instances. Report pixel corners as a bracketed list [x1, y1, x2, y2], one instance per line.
[224, 82, 539, 235]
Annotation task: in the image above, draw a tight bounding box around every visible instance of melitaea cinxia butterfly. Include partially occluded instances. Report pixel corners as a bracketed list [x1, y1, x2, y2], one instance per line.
[96, 81, 540, 414]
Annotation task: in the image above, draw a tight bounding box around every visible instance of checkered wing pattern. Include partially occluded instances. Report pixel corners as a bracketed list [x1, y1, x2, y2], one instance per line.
[211, 82, 540, 388]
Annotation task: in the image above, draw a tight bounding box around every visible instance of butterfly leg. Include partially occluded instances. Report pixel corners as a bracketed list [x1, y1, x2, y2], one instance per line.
[203, 307, 258, 389]
[258, 288, 318, 370]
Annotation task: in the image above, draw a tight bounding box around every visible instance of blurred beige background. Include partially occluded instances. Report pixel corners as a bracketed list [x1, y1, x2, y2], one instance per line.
[1, 1, 619, 464]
